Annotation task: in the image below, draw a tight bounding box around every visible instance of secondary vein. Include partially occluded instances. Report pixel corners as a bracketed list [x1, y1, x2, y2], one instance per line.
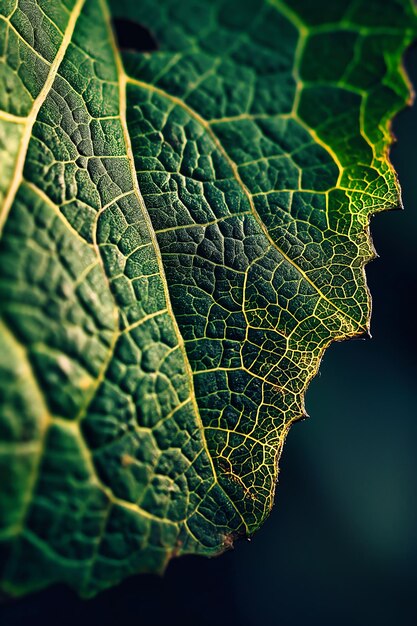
[127, 75, 365, 335]
[0, 0, 85, 237]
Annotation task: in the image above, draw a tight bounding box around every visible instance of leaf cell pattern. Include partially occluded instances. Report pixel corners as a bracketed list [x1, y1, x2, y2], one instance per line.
[0, 0, 415, 596]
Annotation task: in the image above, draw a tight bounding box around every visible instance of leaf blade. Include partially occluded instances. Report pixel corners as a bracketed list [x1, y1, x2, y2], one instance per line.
[0, 0, 415, 596]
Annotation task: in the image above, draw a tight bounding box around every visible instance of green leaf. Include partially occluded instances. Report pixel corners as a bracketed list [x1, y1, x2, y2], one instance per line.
[0, 0, 415, 597]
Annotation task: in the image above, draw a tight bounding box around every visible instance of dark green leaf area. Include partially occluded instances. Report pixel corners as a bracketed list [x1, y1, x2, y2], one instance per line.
[0, 0, 416, 597]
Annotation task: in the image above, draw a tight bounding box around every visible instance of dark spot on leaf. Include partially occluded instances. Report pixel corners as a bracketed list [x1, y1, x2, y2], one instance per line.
[112, 18, 158, 53]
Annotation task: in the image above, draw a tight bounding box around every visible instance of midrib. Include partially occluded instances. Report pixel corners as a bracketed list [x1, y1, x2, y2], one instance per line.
[0, 0, 85, 236]
[99, 0, 250, 532]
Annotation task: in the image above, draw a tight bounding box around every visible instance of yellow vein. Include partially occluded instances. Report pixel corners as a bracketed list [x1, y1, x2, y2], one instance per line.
[101, 0, 249, 533]
[122, 308, 168, 334]
[127, 76, 364, 334]
[23, 180, 93, 247]
[0, 16, 52, 64]
[51, 417, 175, 524]
[0, 110, 27, 124]
[0, 320, 51, 538]
[0, 0, 85, 236]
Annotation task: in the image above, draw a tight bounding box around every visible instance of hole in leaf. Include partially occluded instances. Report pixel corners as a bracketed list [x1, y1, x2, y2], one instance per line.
[112, 18, 158, 53]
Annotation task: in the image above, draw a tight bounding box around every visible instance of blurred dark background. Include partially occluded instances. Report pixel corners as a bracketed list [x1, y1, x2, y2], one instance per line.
[2, 44, 417, 626]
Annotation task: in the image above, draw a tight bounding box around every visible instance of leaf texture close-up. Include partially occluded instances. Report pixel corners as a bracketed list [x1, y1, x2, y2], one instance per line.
[0, 0, 416, 597]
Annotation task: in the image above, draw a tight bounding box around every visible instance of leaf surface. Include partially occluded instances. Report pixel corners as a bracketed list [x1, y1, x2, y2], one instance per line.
[0, 0, 415, 596]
